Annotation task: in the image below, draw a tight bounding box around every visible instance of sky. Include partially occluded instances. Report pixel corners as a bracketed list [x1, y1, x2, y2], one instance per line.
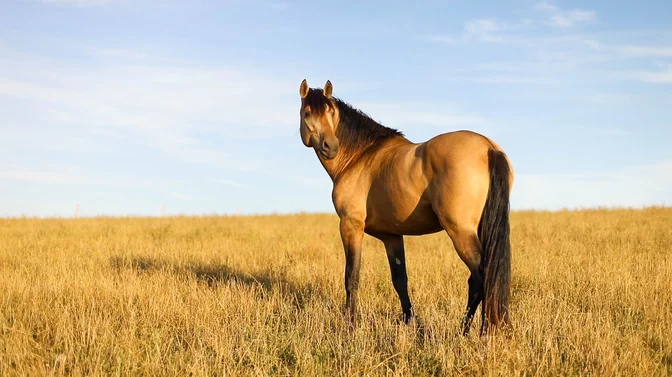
[1, 0, 671, 218]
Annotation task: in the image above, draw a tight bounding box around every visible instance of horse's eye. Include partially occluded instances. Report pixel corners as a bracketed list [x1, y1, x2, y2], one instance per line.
[304, 112, 311, 117]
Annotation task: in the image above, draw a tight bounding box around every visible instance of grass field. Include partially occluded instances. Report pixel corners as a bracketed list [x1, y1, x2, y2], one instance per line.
[1, 207, 671, 376]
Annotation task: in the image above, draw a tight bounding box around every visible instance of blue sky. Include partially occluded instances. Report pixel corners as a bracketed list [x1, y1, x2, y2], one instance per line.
[1, 0, 671, 217]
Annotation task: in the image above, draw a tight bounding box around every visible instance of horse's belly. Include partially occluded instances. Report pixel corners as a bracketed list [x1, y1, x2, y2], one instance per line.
[364, 197, 443, 236]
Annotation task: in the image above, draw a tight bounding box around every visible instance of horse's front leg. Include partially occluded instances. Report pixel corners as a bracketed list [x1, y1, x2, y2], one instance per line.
[340, 216, 364, 327]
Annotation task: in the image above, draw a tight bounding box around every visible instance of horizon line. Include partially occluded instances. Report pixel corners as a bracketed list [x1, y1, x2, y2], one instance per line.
[2, 204, 670, 221]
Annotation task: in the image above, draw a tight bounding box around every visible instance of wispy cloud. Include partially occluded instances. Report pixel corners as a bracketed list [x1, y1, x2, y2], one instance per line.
[546, 10, 596, 29]
[464, 18, 506, 35]
[426, 3, 598, 46]
[608, 64, 672, 84]
[535, 2, 596, 29]
[0, 164, 178, 188]
[0, 48, 297, 171]
[512, 160, 672, 210]
[632, 67, 672, 83]
[535, 1, 557, 12]
[617, 45, 672, 58]
[425, 17, 532, 46]
[424, 3, 672, 87]
[213, 179, 258, 190]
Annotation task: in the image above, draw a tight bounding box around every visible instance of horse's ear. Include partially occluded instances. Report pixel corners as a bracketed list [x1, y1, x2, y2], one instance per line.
[323, 80, 333, 99]
[300, 79, 309, 98]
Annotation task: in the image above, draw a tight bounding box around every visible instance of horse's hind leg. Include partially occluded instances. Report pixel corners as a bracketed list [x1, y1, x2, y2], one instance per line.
[446, 228, 484, 335]
[464, 270, 484, 335]
[377, 234, 413, 323]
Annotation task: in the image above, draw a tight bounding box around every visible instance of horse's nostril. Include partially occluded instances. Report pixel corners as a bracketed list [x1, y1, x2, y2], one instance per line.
[322, 140, 330, 150]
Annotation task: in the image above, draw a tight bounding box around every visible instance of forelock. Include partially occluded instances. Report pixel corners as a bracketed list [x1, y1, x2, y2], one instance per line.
[302, 88, 334, 115]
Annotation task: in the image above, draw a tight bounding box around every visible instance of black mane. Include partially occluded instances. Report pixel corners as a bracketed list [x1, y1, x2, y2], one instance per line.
[333, 98, 404, 151]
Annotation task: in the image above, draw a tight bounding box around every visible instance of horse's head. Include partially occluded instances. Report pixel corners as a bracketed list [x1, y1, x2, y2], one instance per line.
[299, 79, 340, 160]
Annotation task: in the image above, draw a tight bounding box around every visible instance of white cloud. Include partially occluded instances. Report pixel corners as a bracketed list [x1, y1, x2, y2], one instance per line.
[464, 18, 506, 35]
[424, 4, 597, 48]
[535, 2, 558, 12]
[546, 9, 596, 29]
[423, 4, 672, 87]
[423, 16, 535, 46]
[534, 2, 597, 29]
[512, 160, 672, 210]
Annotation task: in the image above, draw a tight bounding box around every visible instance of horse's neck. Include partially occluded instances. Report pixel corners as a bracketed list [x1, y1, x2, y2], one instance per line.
[318, 146, 364, 182]
[321, 136, 407, 182]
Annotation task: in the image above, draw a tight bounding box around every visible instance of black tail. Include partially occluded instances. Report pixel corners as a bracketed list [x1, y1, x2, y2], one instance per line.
[477, 149, 512, 333]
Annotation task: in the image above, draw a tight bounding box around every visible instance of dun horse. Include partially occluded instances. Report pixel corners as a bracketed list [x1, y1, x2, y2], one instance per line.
[298, 79, 514, 335]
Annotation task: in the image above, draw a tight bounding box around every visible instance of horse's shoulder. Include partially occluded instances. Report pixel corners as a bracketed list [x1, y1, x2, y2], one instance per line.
[331, 169, 369, 212]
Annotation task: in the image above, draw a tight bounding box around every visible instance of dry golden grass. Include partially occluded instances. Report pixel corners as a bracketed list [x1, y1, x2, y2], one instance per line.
[1, 207, 671, 376]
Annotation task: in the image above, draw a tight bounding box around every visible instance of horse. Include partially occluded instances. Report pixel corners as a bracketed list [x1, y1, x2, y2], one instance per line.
[297, 79, 514, 335]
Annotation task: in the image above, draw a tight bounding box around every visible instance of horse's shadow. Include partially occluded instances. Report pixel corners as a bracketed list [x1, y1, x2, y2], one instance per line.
[109, 255, 326, 310]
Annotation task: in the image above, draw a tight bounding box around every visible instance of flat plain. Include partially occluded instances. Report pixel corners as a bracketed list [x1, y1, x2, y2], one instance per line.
[1, 207, 671, 376]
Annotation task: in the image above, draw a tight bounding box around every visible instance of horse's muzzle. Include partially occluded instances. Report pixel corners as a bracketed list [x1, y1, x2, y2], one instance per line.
[319, 138, 339, 160]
